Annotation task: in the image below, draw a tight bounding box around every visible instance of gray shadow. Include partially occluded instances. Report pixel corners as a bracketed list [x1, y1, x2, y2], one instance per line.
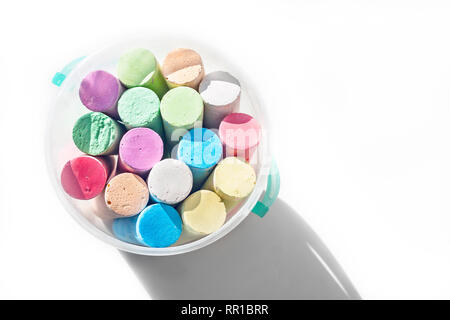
[121, 198, 361, 299]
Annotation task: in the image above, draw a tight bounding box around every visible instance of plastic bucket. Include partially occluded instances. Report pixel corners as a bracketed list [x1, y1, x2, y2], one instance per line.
[46, 35, 279, 256]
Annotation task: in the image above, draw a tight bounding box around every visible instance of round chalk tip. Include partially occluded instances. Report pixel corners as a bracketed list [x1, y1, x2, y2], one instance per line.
[118, 48, 157, 88]
[79, 70, 122, 114]
[212, 157, 256, 200]
[72, 112, 122, 156]
[199, 71, 241, 106]
[177, 128, 222, 169]
[162, 48, 204, 89]
[147, 159, 193, 205]
[219, 113, 261, 150]
[119, 127, 164, 174]
[105, 173, 149, 217]
[179, 190, 226, 235]
[160, 86, 203, 127]
[60, 156, 109, 200]
[137, 204, 183, 247]
[118, 87, 160, 129]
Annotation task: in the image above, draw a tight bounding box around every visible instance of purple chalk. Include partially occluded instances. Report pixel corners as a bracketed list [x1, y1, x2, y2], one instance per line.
[79, 70, 123, 118]
[118, 128, 164, 176]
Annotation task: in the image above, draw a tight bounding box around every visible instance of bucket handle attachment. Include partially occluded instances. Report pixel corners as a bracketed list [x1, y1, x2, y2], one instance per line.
[52, 57, 281, 217]
[52, 56, 86, 86]
[252, 159, 280, 218]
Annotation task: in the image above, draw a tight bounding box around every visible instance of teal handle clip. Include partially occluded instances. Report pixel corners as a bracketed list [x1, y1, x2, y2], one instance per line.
[52, 56, 86, 86]
[252, 160, 280, 218]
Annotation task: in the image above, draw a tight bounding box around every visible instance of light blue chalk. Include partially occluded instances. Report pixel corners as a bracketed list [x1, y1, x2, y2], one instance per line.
[177, 128, 222, 190]
[112, 204, 182, 248]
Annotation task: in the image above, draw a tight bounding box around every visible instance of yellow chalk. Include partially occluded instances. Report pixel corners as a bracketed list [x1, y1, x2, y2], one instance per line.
[178, 190, 226, 235]
[203, 157, 256, 210]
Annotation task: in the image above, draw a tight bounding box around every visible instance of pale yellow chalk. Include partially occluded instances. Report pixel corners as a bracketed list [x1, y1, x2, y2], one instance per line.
[178, 190, 226, 235]
[204, 157, 256, 200]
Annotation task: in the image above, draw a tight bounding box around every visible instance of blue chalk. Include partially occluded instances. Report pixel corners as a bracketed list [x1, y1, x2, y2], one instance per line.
[112, 204, 182, 248]
[112, 214, 141, 245]
[177, 128, 222, 190]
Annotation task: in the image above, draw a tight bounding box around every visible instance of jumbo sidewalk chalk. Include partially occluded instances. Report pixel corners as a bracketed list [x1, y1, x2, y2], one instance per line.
[60, 155, 111, 200]
[117, 48, 169, 99]
[118, 87, 163, 137]
[105, 173, 149, 217]
[177, 128, 222, 190]
[162, 48, 204, 90]
[147, 159, 193, 205]
[219, 112, 261, 162]
[178, 190, 226, 236]
[203, 157, 256, 213]
[160, 86, 204, 148]
[199, 71, 241, 129]
[118, 128, 163, 176]
[79, 70, 123, 118]
[112, 203, 182, 247]
[72, 112, 124, 156]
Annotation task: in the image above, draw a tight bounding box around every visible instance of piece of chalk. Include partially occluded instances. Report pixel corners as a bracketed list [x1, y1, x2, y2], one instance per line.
[178, 190, 226, 235]
[177, 128, 222, 190]
[118, 128, 164, 176]
[112, 203, 182, 247]
[60, 155, 111, 200]
[162, 48, 205, 90]
[72, 112, 124, 156]
[219, 113, 261, 162]
[199, 71, 241, 129]
[160, 86, 204, 148]
[147, 159, 193, 205]
[79, 70, 123, 118]
[117, 87, 163, 137]
[117, 48, 169, 99]
[203, 157, 256, 213]
[105, 173, 149, 217]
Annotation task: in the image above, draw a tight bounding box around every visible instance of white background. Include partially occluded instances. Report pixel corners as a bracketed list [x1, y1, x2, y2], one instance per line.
[1, 0, 450, 299]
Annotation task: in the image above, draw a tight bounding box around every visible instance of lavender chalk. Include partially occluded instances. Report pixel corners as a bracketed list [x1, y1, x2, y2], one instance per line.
[79, 70, 123, 118]
[118, 128, 164, 176]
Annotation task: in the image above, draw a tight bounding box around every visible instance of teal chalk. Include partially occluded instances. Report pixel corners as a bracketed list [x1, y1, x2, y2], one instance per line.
[118, 87, 164, 139]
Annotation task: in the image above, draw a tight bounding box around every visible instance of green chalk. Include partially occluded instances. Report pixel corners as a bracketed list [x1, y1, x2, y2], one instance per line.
[118, 87, 163, 138]
[72, 112, 124, 156]
[160, 87, 204, 147]
[117, 48, 169, 99]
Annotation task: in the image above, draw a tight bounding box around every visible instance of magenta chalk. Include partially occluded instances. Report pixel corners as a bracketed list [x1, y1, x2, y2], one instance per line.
[79, 70, 124, 118]
[118, 128, 164, 176]
[60, 155, 111, 200]
[219, 113, 261, 162]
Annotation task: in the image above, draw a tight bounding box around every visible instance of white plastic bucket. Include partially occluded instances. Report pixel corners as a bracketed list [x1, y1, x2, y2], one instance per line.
[46, 35, 279, 256]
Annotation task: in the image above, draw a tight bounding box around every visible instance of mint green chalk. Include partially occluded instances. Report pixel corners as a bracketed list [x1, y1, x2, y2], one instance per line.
[117, 48, 169, 99]
[118, 87, 163, 138]
[160, 87, 204, 147]
[72, 112, 124, 156]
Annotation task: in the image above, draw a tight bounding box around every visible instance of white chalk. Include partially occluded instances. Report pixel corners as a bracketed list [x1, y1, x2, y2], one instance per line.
[199, 71, 241, 129]
[147, 159, 193, 205]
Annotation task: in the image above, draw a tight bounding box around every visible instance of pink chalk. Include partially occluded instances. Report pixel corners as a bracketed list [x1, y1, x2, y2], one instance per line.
[219, 113, 261, 162]
[61, 156, 111, 200]
[118, 128, 164, 176]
